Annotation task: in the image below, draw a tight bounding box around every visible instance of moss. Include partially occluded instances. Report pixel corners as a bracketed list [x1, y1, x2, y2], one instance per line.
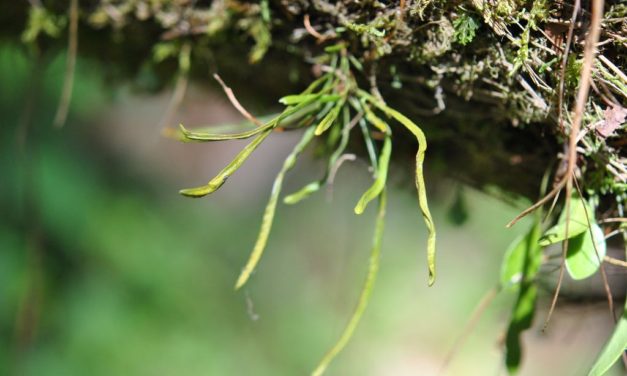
[2, 0, 625, 209]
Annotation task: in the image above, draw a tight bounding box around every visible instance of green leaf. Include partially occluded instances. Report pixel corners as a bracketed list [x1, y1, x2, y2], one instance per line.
[247, 18, 271, 64]
[234, 127, 316, 289]
[279, 94, 340, 106]
[314, 99, 345, 136]
[22, 6, 66, 43]
[345, 22, 385, 38]
[453, 13, 479, 45]
[361, 90, 437, 286]
[284, 108, 352, 205]
[505, 283, 538, 374]
[362, 103, 388, 133]
[538, 196, 594, 246]
[163, 116, 278, 142]
[354, 135, 391, 215]
[283, 181, 321, 205]
[588, 308, 627, 376]
[179, 129, 273, 197]
[312, 190, 387, 376]
[359, 117, 378, 171]
[500, 234, 526, 288]
[178, 121, 274, 141]
[565, 223, 606, 280]
[505, 222, 543, 373]
[179, 93, 326, 142]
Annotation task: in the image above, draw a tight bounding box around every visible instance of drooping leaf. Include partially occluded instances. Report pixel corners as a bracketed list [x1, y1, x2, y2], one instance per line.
[361, 90, 437, 286]
[234, 127, 316, 289]
[284, 108, 353, 205]
[179, 129, 273, 197]
[354, 134, 391, 214]
[347, 97, 378, 170]
[565, 223, 606, 280]
[314, 98, 345, 136]
[359, 117, 379, 171]
[504, 222, 543, 374]
[505, 283, 538, 374]
[500, 234, 526, 288]
[362, 102, 388, 133]
[539, 196, 593, 246]
[588, 306, 627, 376]
[312, 190, 387, 376]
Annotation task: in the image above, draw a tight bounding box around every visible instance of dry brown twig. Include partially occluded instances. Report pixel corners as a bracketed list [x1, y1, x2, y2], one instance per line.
[304, 14, 328, 43]
[212, 73, 263, 127]
[573, 177, 616, 323]
[541, 0, 605, 331]
[439, 286, 500, 374]
[604, 255, 627, 268]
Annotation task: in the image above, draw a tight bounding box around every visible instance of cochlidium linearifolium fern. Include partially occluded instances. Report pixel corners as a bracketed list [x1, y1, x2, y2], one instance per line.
[172, 45, 436, 374]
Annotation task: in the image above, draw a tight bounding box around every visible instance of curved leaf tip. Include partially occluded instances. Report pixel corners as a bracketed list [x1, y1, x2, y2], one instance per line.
[179, 185, 213, 198]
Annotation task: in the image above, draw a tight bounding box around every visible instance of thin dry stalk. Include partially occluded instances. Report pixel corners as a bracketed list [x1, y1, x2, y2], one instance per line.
[213, 73, 263, 126]
[53, 0, 79, 128]
[543, 0, 605, 330]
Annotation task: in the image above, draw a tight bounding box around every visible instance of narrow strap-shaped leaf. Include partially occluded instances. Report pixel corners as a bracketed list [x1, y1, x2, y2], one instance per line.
[361, 101, 388, 133]
[302, 72, 334, 95]
[180, 95, 324, 142]
[354, 134, 391, 214]
[284, 108, 352, 205]
[179, 128, 273, 197]
[284, 181, 322, 204]
[314, 97, 345, 136]
[234, 127, 316, 289]
[179, 120, 275, 141]
[164, 115, 279, 142]
[280, 94, 341, 106]
[312, 189, 387, 376]
[359, 117, 379, 171]
[505, 282, 538, 373]
[360, 90, 437, 285]
[504, 221, 542, 373]
[347, 98, 378, 170]
[588, 303, 627, 376]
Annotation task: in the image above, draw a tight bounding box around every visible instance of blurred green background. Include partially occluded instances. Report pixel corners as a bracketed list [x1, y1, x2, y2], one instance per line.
[0, 44, 620, 376]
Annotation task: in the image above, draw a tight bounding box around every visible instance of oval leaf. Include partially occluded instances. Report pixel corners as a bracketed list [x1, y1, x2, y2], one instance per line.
[565, 223, 606, 280]
[538, 196, 593, 246]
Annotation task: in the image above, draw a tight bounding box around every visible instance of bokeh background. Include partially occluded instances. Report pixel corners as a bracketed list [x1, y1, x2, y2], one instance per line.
[1, 44, 622, 375]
